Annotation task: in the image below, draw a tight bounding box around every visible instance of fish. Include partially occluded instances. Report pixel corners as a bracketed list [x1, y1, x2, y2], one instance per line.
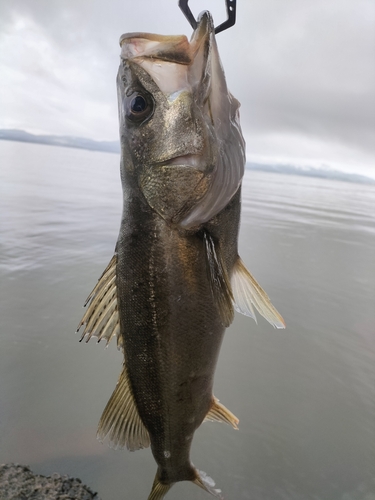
[77, 10, 285, 500]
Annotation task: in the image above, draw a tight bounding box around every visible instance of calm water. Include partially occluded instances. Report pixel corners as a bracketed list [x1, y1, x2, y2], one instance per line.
[1, 140, 374, 500]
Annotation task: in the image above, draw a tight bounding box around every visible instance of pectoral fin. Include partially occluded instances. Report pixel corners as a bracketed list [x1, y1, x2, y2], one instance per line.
[77, 254, 123, 350]
[97, 365, 150, 451]
[203, 230, 234, 327]
[231, 257, 285, 329]
[204, 396, 239, 429]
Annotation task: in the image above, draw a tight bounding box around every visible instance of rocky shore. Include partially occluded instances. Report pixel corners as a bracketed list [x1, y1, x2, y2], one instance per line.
[0, 464, 101, 500]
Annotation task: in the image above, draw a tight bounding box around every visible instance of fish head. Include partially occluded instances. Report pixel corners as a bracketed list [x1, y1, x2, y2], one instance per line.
[118, 11, 245, 227]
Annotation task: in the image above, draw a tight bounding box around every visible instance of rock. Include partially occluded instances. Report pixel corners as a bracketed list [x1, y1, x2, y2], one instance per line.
[0, 463, 102, 500]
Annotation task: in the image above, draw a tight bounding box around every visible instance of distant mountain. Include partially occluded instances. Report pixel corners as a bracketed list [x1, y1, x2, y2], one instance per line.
[247, 162, 375, 185]
[0, 129, 120, 154]
[1, 129, 374, 185]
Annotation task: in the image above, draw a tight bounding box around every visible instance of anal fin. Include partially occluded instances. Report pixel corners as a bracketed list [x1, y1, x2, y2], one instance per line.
[97, 365, 150, 451]
[231, 256, 285, 329]
[204, 396, 239, 429]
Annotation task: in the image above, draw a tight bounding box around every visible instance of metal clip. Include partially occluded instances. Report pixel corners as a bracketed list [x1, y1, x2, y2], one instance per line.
[178, 0, 237, 34]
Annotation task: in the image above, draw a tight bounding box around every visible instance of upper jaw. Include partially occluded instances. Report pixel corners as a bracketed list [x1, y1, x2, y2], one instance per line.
[162, 154, 202, 168]
[154, 153, 216, 174]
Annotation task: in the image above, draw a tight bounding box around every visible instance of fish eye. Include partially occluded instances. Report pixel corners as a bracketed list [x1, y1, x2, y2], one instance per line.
[131, 95, 146, 113]
[125, 92, 154, 123]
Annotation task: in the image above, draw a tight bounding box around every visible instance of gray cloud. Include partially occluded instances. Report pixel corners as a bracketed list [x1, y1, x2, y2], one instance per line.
[224, 1, 375, 155]
[0, 0, 374, 173]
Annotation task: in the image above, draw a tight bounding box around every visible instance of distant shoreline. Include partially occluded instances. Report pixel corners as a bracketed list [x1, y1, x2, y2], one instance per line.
[0, 129, 120, 154]
[247, 162, 375, 185]
[1, 129, 374, 185]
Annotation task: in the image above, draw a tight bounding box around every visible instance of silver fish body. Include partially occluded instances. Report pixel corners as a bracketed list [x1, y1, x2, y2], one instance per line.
[78, 11, 284, 500]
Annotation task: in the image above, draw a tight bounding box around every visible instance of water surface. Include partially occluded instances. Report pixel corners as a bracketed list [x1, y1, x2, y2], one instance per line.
[1, 140, 374, 499]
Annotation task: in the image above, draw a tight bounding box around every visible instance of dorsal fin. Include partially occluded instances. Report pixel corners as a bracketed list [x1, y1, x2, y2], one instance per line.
[97, 365, 150, 451]
[203, 230, 234, 327]
[231, 257, 285, 329]
[204, 396, 239, 429]
[77, 254, 123, 350]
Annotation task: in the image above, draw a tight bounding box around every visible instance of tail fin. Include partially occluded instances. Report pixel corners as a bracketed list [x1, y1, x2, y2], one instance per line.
[147, 469, 223, 500]
[147, 474, 173, 500]
[194, 470, 224, 499]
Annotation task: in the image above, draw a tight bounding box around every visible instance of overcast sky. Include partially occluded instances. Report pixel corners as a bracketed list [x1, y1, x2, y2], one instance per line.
[0, 0, 374, 176]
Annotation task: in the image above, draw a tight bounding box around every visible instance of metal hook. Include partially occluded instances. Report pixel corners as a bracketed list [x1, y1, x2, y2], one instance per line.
[178, 0, 237, 34]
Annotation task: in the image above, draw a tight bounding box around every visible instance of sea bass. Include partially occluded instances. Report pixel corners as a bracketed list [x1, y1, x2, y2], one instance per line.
[77, 11, 284, 500]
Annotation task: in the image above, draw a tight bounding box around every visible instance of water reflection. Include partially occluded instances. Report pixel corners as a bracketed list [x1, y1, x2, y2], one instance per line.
[1, 140, 374, 499]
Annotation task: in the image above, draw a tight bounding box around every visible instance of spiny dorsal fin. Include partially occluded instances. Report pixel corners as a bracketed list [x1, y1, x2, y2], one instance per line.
[77, 254, 123, 350]
[97, 365, 150, 451]
[204, 396, 239, 429]
[231, 257, 285, 329]
[203, 230, 234, 327]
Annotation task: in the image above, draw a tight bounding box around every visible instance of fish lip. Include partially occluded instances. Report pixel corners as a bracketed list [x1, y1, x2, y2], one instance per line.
[157, 154, 203, 168]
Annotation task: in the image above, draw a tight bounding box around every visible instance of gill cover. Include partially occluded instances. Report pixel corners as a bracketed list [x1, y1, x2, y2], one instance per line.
[118, 12, 245, 228]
